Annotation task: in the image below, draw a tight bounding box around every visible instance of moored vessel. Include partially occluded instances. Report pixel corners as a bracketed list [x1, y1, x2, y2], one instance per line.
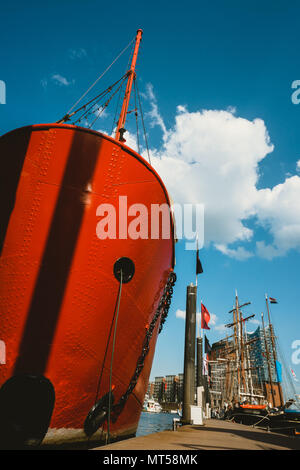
[208, 293, 300, 435]
[0, 29, 176, 448]
[143, 399, 162, 413]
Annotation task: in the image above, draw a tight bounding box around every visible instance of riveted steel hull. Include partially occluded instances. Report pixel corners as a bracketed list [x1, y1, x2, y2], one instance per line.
[0, 124, 175, 447]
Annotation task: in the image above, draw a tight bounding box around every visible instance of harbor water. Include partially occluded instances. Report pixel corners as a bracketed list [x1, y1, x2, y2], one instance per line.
[136, 412, 180, 437]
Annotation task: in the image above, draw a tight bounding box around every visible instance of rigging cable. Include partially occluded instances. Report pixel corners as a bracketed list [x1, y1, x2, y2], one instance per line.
[133, 77, 140, 154]
[64, 37, 135, 118]
[107, 269, 123, 444]
[69, 74, 127, 124]
[264, 299, 298, 406]
[87, 76, 128, 129]
[276, 339, 300, 408]
[87, 270, 123, 448]
[92, 277, 123, 409]
[135, 78, 151, 165]
[86, 270, 124, 448]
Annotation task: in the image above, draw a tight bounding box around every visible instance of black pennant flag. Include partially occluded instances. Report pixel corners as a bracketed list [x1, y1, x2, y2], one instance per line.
[205, 335, 212, 354]
[196, 249, 203, 274]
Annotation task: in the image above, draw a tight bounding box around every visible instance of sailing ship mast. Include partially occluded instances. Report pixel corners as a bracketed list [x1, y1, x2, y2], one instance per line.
[115, 29, 143, 142]
[238, 305, 249, 397]
[265, 295, 284, 407]
[230, 292, 249, 402]
[210, 294, 283, 409]
[261, 311, 276, 407]
[234, 293, 241, 401]
[243, 318, 255, 399]
[227, 294, 262, 404]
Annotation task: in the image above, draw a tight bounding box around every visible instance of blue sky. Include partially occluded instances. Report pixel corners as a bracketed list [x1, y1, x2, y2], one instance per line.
[1, 1, 300, 397]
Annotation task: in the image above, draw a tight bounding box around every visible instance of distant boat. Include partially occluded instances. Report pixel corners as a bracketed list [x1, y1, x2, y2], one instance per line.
[144, 399, 162, 413]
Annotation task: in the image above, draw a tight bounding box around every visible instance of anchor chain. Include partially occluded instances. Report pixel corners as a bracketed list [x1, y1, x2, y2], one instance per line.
[111, 271, 176, 419]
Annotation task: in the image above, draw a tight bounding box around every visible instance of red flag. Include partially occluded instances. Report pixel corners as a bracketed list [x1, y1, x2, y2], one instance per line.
[269, 297, 278, 304]
[201, 303, 210, 330]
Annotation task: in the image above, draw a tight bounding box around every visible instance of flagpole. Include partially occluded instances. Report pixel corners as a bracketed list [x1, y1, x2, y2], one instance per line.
[201, 301, 206, 407]
[195, 234, 207, 407]
[265, 293, 272, 326]
[195, 236, 199, 355]
[195, 234, 198, 288]
[200, 300, 203, 340]
[196, 236, 202, 361]
[265, 294, 284, 407]
[200, 300, 204, 400]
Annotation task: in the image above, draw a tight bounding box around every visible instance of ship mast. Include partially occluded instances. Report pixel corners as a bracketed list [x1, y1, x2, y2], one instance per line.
[261, 311, 276, 407]
[234, 293, 241, 401]
[228, 293, 252, 403]
[243, 319, 255, 401]
[239, 309, 248, 396]
[115, 29, 143, 142]
[265, 295, 284, 407]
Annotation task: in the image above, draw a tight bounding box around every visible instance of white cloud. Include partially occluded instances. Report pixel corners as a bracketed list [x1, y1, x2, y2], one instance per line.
[249, 318, 260, 325]
[141, 88, 300, 260]
[177, 105, 188, 114]
[214, 324, 228, 333]
[51, 74, 74, 87]
[175, 309, 186, 320]
[151, 107, 272, 248]
[40, 78, 48, 89]
[122, 132, 139, 153]
[215, 244, 254, 260]
[254, 175, 300, 257]
[91, 106, 109, 124]
[209, 313, 217, 326]
[256, 241, 283, 260]
[40, 73, 75, 89]
[296, 160, 300, 172]
[145, 83, 167, 136]
[69, 48, 87, 60]
[226, 105, 237, 114]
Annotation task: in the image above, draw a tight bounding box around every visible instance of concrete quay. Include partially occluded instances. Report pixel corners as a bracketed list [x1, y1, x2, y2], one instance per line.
[94, 419, 300, 451]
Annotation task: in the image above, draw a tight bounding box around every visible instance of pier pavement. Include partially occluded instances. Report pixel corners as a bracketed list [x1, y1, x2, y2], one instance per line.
[94, 418, 300, 451]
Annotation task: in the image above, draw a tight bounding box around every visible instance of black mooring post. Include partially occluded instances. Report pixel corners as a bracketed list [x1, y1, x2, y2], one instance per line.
[182, 284, 197, 425]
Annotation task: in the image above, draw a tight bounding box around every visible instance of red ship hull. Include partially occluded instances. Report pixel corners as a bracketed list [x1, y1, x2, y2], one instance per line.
[0, 124, 175, 447]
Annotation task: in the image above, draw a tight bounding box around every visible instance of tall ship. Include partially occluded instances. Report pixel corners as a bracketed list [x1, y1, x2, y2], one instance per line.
[0, 29, 176, 448]
[207, 293, 300, 434]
